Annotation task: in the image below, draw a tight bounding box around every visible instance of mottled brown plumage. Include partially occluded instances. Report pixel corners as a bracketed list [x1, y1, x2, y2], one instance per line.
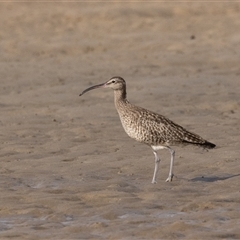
[80, 76, 215, 183]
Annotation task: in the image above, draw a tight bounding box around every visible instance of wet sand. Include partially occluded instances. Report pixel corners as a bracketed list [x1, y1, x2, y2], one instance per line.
[0, 3, 240, 239]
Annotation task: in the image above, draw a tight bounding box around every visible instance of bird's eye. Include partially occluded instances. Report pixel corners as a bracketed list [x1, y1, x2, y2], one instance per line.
[112, 80, 115, 83]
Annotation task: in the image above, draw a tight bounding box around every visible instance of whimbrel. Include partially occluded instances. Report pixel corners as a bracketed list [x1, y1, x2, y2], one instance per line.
[80, 76, 215, 183]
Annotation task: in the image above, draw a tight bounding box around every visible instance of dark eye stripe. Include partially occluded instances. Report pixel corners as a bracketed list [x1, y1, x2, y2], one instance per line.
[107, 80, 115, 85]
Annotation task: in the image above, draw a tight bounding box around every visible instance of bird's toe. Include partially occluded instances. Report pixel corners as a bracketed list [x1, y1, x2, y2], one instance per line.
[165, 174, 174, 182]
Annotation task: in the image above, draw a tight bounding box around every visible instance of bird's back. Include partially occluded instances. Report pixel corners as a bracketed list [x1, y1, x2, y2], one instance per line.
[116, 101, 215, 149]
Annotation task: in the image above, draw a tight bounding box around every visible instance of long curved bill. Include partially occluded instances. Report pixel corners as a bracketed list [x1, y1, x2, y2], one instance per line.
[79, 83, 105, 96]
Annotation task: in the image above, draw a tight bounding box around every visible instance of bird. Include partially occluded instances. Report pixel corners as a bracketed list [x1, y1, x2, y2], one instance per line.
[79, 76, 215, 183]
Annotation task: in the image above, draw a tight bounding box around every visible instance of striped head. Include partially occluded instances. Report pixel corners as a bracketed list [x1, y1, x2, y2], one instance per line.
[79, 76, 126, 96]
[105, 76, 126, 91]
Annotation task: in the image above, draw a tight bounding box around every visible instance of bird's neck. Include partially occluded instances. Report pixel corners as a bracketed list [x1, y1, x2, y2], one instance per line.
[114, 88, 128, 107]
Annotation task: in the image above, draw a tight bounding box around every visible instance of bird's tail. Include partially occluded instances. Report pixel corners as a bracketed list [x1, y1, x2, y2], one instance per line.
[203, 141, 216, 149]
[181, 139, 216, 149]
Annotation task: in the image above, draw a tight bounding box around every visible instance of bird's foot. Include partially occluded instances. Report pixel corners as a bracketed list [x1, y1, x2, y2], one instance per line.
[165, 174, 174, 182]
[151, 180, 157, 184]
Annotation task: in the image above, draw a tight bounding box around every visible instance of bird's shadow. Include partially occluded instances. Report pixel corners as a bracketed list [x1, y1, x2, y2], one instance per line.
[191, 174, 240, 182]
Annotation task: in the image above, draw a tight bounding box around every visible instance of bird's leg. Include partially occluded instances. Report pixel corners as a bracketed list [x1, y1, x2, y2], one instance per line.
[165, 147, 175, 182]
[152, 151, 160, 184]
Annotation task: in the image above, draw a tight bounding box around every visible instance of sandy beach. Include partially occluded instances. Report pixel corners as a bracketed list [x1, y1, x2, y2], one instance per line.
[0, 3, 240, 239]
